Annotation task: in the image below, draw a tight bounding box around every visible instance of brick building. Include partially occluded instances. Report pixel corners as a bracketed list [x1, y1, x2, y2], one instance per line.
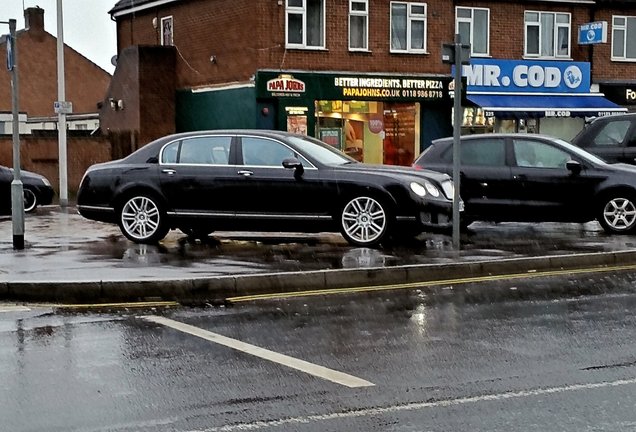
[0, 7, 111, 133]
[105, 0, 636, 165]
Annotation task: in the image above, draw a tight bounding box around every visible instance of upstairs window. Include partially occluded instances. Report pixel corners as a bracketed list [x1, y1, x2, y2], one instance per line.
[390, 2, 427, 53]
[349, 0, 369, 51]
[612, 16, 636, 61]
[524, 11, 570, 58]
[286, 0, 325, 49]
[161, 16, 173, 46]
[456, 7, 489, 56]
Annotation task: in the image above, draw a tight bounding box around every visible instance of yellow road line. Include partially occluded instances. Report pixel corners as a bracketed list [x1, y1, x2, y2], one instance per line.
[227, 263, 636, 303]
[57, 301, 180, 310]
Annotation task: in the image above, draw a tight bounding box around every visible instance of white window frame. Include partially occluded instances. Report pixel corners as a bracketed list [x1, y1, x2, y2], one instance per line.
[160, 15, 173, 46]
[285, 0, 326, 49]
[524, 10, 571, 59]
[612, 15, 636, 62]
[349, 0, 369, 51]
[390, 2, 428, 54]
[455, 7, 490, 57]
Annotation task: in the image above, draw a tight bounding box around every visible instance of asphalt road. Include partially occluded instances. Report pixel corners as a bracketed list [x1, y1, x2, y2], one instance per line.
[2, 271, 636, 431]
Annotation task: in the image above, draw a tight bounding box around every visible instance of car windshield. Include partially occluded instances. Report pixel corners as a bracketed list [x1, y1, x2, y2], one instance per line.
[286, 135, 357, 165]
[552, 137, 607, 165]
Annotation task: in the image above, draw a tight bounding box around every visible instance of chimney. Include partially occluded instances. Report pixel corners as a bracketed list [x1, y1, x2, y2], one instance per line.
[24, 7, 45, 34]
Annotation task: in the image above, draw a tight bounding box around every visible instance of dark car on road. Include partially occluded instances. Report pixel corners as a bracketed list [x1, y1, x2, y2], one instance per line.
[413, 133, 636, 234]
[0, 165, 54, 214]
[571, 113, 636, 164]
[77, 130, 457, 246]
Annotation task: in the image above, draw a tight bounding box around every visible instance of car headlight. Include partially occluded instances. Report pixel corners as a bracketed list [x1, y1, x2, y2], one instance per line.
[410, 180, 440, 198]
[410, 182, 427, 197]
[41, 177, 51, 187]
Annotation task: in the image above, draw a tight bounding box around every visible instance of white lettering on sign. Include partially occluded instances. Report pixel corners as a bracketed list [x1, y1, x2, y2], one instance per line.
[463, 64, 583, 90]
[545, 110, 571, 117]
[267, 75, 306, 93]
[627, 89, 636, 101]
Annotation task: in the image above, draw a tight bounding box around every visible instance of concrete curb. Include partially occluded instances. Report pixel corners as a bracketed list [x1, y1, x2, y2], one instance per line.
[4, 249, 636, 304]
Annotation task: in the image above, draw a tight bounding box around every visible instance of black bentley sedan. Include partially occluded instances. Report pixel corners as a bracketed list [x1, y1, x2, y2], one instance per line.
[0, 165, 55, 214]
[413, 133, 636, 234]
[77, 130, 457, 246]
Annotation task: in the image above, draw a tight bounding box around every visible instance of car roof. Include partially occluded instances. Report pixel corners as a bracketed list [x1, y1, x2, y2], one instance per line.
[587, 113, 636, 124]
[432, 133, 563, 144]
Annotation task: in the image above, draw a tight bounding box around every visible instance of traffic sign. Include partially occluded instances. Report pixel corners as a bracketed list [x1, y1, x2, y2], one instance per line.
[54, 101, 73, 114]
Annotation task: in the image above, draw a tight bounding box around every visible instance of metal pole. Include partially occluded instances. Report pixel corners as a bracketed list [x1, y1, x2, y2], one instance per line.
[9, 19, 24, 250]
[57, 0, 68, 207]
[451, 33, 463, 250]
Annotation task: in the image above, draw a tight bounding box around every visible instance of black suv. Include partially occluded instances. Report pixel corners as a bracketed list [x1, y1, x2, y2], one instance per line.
[571, 113, 636, 164]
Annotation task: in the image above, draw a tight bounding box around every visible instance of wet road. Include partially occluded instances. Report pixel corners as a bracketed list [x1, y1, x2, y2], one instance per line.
[2, 271, 636, 431]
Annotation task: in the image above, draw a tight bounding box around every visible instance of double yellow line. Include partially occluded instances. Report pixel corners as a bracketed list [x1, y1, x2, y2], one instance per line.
[226, 262, 636, 303]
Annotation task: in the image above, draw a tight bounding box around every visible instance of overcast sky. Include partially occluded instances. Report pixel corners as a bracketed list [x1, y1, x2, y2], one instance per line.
[1, 0, 117, 74]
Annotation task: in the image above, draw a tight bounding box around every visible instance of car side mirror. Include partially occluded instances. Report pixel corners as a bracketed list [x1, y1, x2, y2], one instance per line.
[566, 160, 581, 175]
[282, 157, 304, 176]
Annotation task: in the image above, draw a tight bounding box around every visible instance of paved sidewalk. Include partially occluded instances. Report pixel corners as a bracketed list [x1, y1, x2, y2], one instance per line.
[1, 206, 635, 303]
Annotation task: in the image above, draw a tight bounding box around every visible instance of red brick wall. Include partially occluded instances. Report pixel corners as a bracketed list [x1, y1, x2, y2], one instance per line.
[114, 0, 636, 90]
[0, 135, 111, 197]
[591, 8, 636, 82]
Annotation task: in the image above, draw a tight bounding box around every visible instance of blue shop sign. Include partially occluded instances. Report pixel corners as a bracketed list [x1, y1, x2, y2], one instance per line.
[460, 59, 591, 94]
[578, 21, 607, 45]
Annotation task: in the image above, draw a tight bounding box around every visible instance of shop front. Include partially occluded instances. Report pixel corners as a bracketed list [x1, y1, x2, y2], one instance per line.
[255, 71, 453, 166]
[599, 82, 636, 113]
[461, 59, 627, 141]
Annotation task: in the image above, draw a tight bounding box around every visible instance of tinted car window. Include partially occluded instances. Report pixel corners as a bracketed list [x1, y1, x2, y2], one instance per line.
[441, 138, 506, 166]
[180, 136, 231, 165]
[593, 120, 632, 147]
[161, 141, 179, 164]
[513, 139, 570, 168]
[242, 137, 295, 167]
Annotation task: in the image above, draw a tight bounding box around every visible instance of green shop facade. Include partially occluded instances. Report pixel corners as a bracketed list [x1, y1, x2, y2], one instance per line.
[177, 70, 453, 166]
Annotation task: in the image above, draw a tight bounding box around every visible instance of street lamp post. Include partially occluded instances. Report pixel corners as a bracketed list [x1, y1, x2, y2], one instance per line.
[56, 0, 68, 208]
[3, 19, 25, 250]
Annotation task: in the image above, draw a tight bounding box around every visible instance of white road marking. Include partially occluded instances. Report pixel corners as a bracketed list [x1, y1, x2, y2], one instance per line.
[192, 377, 636, 432]
[143, 315, 374, 389]
[0, 306, 31, 313]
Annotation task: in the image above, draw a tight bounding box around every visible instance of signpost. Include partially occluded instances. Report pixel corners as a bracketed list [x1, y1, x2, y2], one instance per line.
[442, 34, 471, 250]
[3, 19, 24, 249]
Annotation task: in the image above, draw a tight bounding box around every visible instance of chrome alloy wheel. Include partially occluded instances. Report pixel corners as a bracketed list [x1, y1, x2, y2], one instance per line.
[23, 188, 37, 213]
[341, 196, 387, 245]
[602, 197, 636, 231]
[121, 196, 162, 241]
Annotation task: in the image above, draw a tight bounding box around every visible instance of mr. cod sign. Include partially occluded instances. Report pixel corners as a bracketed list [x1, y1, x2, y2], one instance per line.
[461, 59, 591, 94]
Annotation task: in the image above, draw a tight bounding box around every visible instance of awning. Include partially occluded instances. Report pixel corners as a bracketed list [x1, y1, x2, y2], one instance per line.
[467, 93, 628, 118]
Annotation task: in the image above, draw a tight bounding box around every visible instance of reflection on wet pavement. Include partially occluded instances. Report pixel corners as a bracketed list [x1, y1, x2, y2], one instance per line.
[0, 207, 635, 282]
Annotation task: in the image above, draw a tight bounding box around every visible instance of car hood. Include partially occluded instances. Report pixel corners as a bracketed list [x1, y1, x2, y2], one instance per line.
[8, 168, 48, 182]
[607, 163, 636, 175]
[332, 163, 451, 183]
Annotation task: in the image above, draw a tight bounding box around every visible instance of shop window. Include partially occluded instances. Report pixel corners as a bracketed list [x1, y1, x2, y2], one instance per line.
[286, 0, 325, 49]
[456, 7, 489, 56]
[524, 11, 570, 58]
[390, 2, 427, 53]
[315, 100, 419, 166]
[349, 0, 369, 51]
[612, 16, 636, 61]
[161, 16, 173, 46]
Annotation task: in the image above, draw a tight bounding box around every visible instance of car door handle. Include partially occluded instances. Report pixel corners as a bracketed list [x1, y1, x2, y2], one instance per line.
[479, 182, 488, 187]
[162, 169, 176, 175]
[237, 170, 253, 177]
[513, 174, 527, 180]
